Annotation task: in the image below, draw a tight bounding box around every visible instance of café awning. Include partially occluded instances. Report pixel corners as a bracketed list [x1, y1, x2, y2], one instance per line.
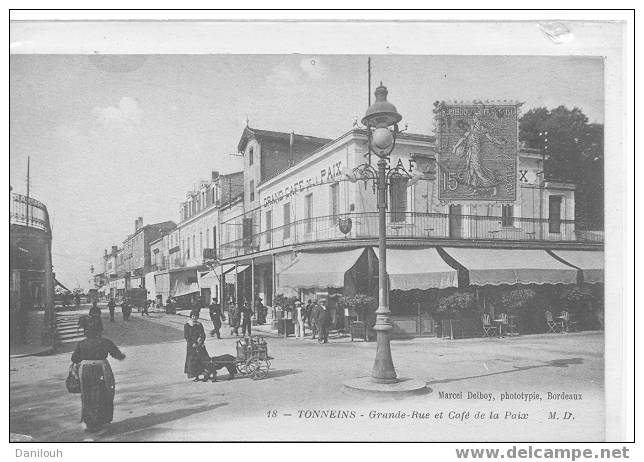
[278, 248, 365, 289]
[551, 250, 604, 284]
[441, 247, 578, 286]
[224, 265, 249, 283]
[173, 280, 200, 298]
[385, 248, 458, 290]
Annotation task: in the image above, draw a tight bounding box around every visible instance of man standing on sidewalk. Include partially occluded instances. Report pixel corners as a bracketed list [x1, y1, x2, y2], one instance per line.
[107, 298, 116, 322]
[209, 298, 225, 338]
[240, 300, 253, 337]
[316, 299, 330, 344]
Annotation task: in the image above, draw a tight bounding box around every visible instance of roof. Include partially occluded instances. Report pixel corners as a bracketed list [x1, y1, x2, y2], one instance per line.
[237, 126, 332, 153]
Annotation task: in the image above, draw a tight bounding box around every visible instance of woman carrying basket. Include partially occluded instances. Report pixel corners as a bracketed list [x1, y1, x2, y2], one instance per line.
[71, 316, 126, 433]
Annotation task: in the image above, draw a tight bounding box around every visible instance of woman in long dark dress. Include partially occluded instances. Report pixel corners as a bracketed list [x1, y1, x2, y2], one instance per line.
[71, 316, 125, 432]
[184, 312, 210, 381]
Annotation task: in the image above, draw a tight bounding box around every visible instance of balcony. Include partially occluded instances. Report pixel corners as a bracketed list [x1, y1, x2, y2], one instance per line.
[10, 193, 51, 232]
[219, 212, 603, 260]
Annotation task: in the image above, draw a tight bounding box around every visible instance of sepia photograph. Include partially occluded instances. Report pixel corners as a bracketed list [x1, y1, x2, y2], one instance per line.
[7, 12, 631, 450]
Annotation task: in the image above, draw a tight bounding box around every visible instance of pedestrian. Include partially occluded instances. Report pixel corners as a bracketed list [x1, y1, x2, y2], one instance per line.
[229, 300, 241, 336]
[304, 300, 313, 333]
[107, 298, 116, 322]
[75, 293, 81, 308]
[89, 300, 101, 317]
[316, 299, 331, 344]
[71, 315, 126, 433]
[141, 299, 150, 317]
[208, 298, 225, 338]
[293, 301, 305, 339]
[121, 299, 131, 321]
[183, 312, 209, 382]
[255, 297, 266, 325]
[240, 300, 253, 337]
[310, 301, 321, 340]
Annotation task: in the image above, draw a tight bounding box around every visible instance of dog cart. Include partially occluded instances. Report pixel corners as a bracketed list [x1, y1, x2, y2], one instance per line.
[235, 336, 272, 380]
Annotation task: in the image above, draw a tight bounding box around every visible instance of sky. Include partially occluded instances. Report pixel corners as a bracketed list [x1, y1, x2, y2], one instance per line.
[9, 54, 604, 288]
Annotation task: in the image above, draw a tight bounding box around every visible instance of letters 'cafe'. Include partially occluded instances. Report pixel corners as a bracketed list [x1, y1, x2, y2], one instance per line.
[213, 92, 604, 339]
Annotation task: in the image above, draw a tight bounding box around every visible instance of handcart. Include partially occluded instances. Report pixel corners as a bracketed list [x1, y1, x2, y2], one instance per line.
[235, 335, 272, 380]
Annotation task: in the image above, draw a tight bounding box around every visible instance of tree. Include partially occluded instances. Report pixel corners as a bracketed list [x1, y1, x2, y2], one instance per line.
[519, 106, 603, 229]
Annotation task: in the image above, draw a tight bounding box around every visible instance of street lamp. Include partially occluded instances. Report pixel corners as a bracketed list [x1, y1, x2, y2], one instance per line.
[346, 83, 405, 383]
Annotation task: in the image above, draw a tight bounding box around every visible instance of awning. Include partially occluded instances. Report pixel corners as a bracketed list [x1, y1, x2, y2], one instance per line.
[224, 265, 249, 283]
[173, 280, 201, 298]
[385, 248, 458, 290]
[442, 247, 578, 286]
[278, 248, 365, 289]
[551, 250, 604, 284]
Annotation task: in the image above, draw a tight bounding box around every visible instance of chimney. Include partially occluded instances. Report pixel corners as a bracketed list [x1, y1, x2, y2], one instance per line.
[104, 249, 108, 257]
[212, 171, 220, 182]
[135, 217, 143, 232]
[111, 245, 118, 254]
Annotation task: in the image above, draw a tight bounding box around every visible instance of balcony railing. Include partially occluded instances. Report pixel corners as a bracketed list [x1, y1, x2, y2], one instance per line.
[10, 193, 51, 232]
[219, 211, 603, 260]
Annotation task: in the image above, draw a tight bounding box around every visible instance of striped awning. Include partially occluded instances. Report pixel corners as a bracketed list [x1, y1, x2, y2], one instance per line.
[441, 248, 578, 286]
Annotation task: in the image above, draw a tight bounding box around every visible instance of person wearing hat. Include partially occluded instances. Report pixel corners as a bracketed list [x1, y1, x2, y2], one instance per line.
[293, 301, 305, 339]
[240, 300, 253, 337]
[255, 297, 266, 325]
[183, 312, 209, 381]
[316, 299, 331, 344]
[71, 316, 125, 432]
[208, 297, 225, 339]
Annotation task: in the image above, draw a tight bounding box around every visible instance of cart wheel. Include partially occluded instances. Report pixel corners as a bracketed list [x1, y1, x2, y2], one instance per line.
[236, 363, 246, 374]
[251, 360, 269, 380]
[245, 359, 258, 376]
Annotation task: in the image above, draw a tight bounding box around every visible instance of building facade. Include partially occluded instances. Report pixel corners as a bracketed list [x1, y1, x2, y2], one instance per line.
[10, 189, 55, 345]
[151, 171, 244, 305]
[217, 126, 603, 337]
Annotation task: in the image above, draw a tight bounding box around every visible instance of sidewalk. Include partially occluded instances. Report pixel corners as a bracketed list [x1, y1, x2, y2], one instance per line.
[10, 310, 54, 359]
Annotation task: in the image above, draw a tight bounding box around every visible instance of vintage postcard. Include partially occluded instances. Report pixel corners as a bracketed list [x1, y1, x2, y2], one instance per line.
[7, 12, 632, 453]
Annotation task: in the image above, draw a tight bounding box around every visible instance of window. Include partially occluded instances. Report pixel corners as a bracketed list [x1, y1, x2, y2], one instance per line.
[249, 147, 254, 166]
[186, 238, 190, 260]
[501, 204, 514, 227]
[212, 187, 216, 205]
[206, 229, 210, 248]
[199, 232, 203, 254]
[283, 203, 291, 239]
[305, 193, 313, 233]
[192, 233, 196, 258]
[212, 226, 217, 250]
[330, 183, 339, 223]
[250, 179, 255, 202]
[389, 176, 408, 222]
[549, 196, 562, 233]
[265, 210, 272, 244]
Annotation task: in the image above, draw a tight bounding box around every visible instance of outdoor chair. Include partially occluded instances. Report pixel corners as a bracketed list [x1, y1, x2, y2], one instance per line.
[545, 310, 563, 333]
[481, 313, 498, 338]
[560, 311, 578, 333]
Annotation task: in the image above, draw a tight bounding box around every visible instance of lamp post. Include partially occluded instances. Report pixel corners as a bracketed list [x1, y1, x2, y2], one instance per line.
[345, 83, 410, 383]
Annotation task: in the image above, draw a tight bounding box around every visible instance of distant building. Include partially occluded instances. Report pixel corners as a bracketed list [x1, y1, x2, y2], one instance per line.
[151, 171, 244, 306]
[106, 218, 176, 299]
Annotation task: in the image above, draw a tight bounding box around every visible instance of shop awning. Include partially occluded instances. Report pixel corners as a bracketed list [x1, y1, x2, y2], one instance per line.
[385, 248, 458, 290]
[224, 265, 249, 283]
[442, 247, 578, 286]
[173, 281, 201, 298]
[278, 248, 366, 289]
[551, 250, 604, 284]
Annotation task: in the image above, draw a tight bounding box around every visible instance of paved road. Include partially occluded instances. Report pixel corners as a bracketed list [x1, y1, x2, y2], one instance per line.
[10, 310, 605, 441]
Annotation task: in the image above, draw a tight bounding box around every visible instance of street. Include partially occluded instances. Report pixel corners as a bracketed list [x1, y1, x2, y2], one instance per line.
[10, 307, 605, 442]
